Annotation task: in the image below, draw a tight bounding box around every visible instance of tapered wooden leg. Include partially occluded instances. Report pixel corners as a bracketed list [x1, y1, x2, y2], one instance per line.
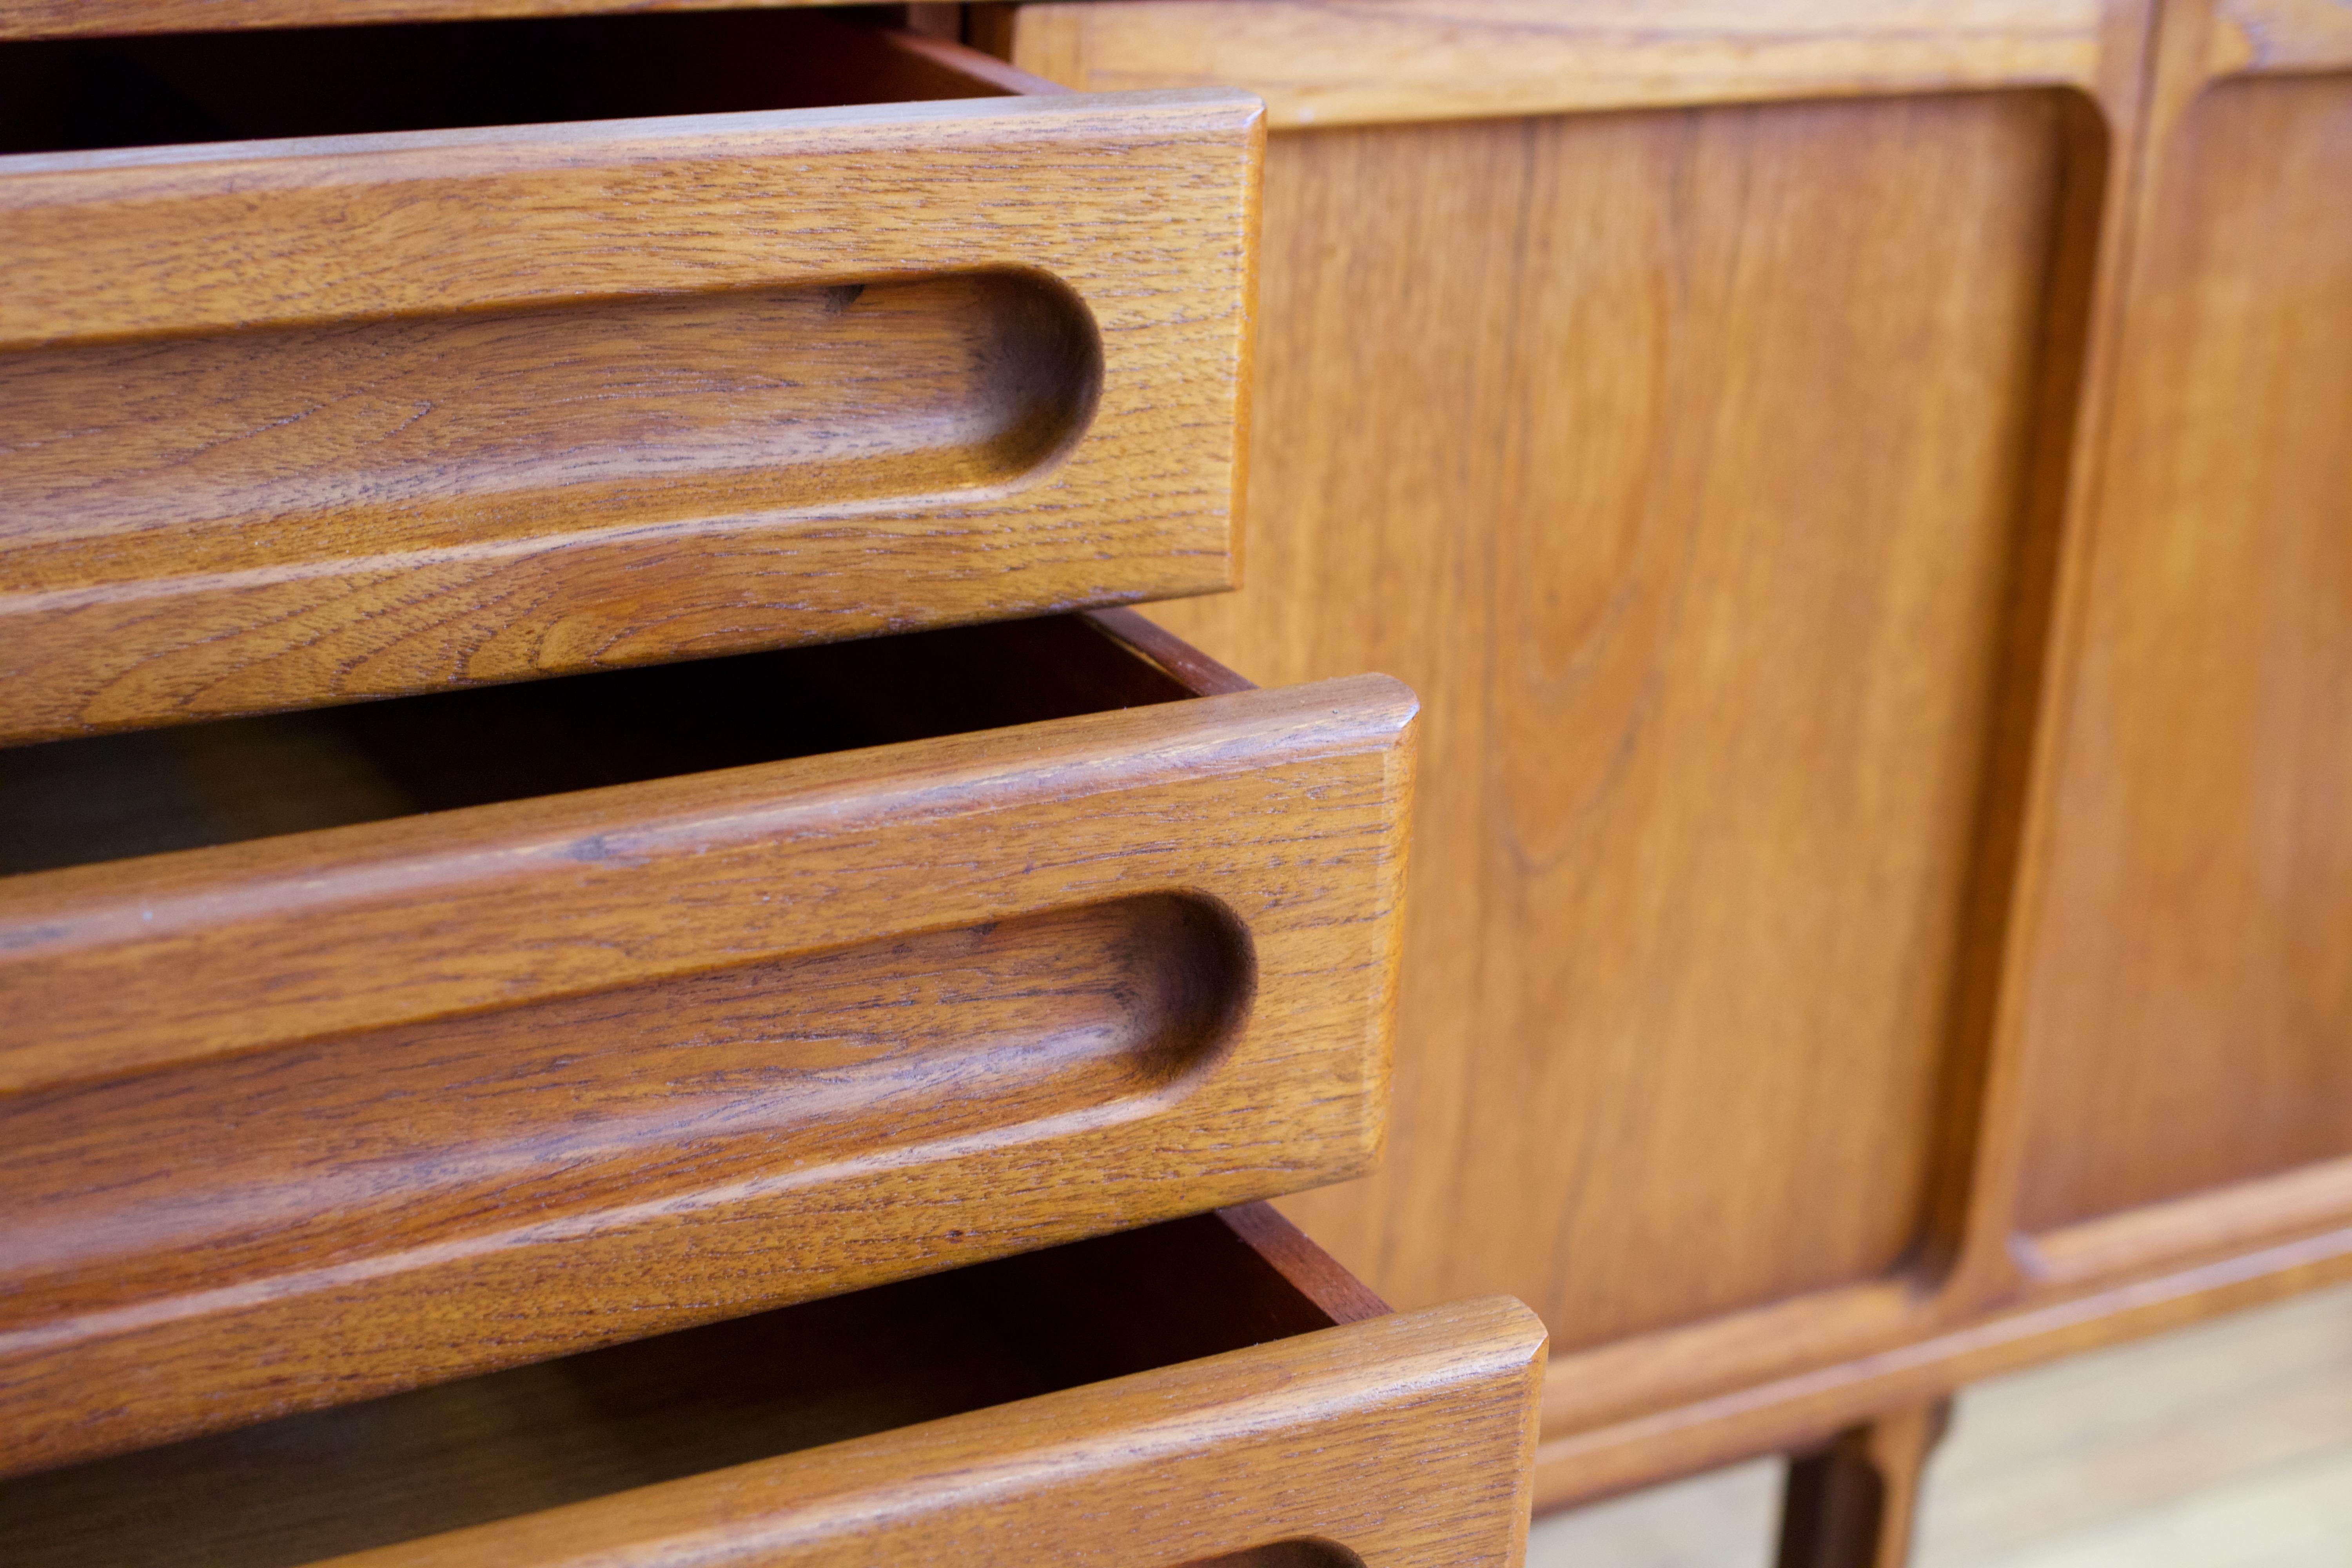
[1774, 1399, 1954, 1568]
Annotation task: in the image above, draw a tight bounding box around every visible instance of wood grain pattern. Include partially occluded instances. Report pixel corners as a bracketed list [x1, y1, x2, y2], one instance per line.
[0, 613, 1417, 1476]
[2, 896, 1248, 1325]
[0, 15, 1262, 742]
[999, 0, 2106, 128]
[2011, 65, 2352, 1237]
[318, 1299, 1547, 1568]
[1141, 93, 2067, 1352]
[5, 274, 1098, 574]
[2, 1208, 1545, 1568]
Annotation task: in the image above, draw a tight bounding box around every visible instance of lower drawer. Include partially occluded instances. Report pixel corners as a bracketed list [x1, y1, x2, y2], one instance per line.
[0, 1204, 1546, 1568]
[0, 612, 1416, 1475]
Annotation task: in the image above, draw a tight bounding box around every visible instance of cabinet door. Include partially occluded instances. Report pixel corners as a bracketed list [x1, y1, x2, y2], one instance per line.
[2007, 0, 2352, 1288]
[986, 0, 2189, 1506]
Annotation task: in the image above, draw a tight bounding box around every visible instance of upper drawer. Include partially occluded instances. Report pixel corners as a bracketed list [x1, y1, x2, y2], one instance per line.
[0, 11, 1263, 744]
[0, 611, 1415, 1476]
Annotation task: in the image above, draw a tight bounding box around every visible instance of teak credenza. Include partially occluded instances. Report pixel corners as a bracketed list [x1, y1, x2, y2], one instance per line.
[5, 2, 2348, 1566]
[0, 9, 1547, 1565]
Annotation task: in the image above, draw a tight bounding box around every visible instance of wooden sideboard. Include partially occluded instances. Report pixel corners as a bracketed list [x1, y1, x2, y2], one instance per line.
[2, 1, 2343, 1564]
[987, 0, 2352, 1562]
[0, 9, 1550, 1564]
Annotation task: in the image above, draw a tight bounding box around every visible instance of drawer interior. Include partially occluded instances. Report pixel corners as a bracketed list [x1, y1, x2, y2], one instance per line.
[0, 612, 1228, 877]
[0, 7, 1034, 154]
[0, 1203, 1385, 1568]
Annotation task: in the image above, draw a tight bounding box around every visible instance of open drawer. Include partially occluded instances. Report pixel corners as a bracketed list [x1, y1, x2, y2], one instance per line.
[0, 1203, 1547, 1567]
[0, 611, 1415, 1475]
[0, 10, 1261, 744]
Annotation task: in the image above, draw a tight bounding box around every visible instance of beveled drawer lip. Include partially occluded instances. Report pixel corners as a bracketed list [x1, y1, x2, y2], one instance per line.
[0, 15, 1266, 745]
[0, 613, 1417, 1478]
[2, 1204, 1549, 1568]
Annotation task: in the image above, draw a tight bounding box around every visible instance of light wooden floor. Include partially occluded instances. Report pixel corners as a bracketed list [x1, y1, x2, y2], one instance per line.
[1527, 1281, 2352, 1567]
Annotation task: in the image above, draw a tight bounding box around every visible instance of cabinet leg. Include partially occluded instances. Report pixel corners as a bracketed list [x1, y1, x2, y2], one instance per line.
[1774, 1398, 1954, 1568]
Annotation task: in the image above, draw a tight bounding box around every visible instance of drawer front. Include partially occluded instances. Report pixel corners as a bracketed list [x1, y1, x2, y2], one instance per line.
[0, 15, 1262, 743]
[2, 1205, 1548, 1568]
[0, 614, 1415, 1475]
[338, 1308, 1549, 1568]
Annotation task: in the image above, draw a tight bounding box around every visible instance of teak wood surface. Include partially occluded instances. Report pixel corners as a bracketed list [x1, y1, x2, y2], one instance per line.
[996, 0, 2352, 1549]
[0, 15, 1262, 743]
[9, 0, 2342, 1559]
[2, 1205, 1548, 1568]
[997, 0, 2114, 126]
[2004, 0, 2352, 1272]
[318, 1304, 1546, 1568]
[0, 611, 1417, 1477]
